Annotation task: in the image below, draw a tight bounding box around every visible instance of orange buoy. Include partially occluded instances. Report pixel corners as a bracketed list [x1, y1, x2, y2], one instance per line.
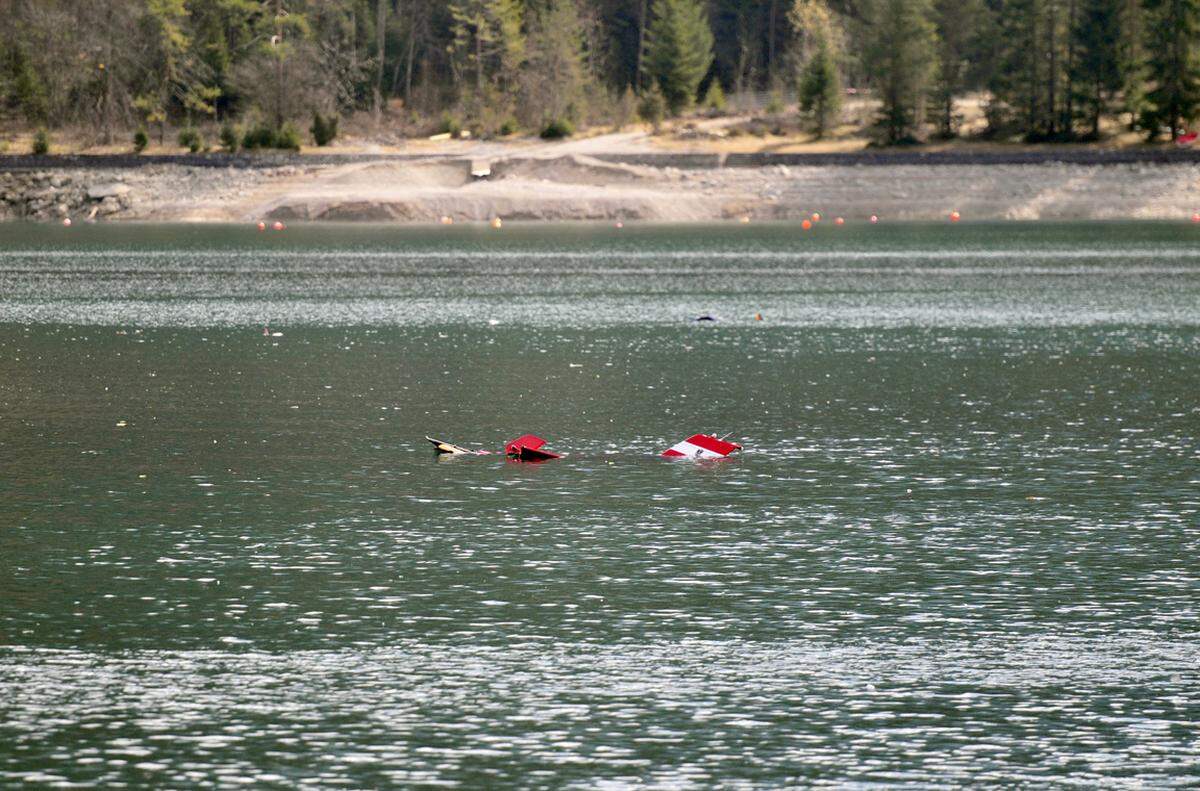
[870, 215, 879, 224]
[811, 212, 821, 222]
[740, 215, 750, 224]
[615, 221, 624, 229]
[62, 217, 72, 227]
[834, 217, 845, 226]
[272, 221, 285, 231]
[1192, 212, 1200, 223]
[440, 215, 453, 225]
[950, 210, 961, 222]
[491, 217, 502, 229]
[754, 312, 763, 321]
[801, 219, 812, 230]
[257, 221, 266, 231]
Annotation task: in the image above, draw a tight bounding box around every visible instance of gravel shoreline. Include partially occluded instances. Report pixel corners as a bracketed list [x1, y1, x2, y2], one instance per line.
[3, 153, 1199, 223]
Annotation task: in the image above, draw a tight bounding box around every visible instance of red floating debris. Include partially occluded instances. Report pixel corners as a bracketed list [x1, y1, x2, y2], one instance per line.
[662, 433, 742, 459]
[505, 434, 562, 461]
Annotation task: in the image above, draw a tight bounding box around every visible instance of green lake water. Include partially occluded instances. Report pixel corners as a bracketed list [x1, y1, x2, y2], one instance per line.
[0, 221, 1197, 786]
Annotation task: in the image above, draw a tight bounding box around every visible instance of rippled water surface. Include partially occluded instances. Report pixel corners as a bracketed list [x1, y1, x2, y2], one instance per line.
[1, 222, 1198, 787]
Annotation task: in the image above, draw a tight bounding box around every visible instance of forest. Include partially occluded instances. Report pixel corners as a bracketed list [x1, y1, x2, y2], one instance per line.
[1, 0, 1198, 150]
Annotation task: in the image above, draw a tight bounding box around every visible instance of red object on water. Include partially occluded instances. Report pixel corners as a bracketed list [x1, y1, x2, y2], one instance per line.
[505, 434, 562, 461]
[662, 434, 742, 459]
[1177, 131, 1197, 146]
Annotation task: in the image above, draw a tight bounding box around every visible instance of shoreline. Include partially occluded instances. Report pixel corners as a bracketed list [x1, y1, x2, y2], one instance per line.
[5, 146, 1200, 171]
[3, 150, 1200, 224]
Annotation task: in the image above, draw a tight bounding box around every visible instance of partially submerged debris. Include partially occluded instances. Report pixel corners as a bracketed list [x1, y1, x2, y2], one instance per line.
[661, 434, 742, 459]
[504, 434, 562, 461]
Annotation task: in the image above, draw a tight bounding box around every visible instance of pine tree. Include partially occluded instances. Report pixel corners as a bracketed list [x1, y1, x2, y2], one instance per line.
[449, 0, 525, 102]
[643, 0, 715, 115]
[525, 0, 589, 125]
[799, 37, 841, 137]
[932, 0, 984, 138]
[989, 0, 1046, 138]
[1117, 0, 1148, 128]
[1141, 0, 1200, 140]
[1071, 0, 1123, 138]
[865, 0, 937, 143]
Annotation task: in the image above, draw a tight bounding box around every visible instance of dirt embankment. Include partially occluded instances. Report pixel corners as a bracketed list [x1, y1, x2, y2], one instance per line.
[3, 151, 1200, 222]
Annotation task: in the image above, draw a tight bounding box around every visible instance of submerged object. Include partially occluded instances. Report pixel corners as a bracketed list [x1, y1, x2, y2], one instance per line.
[426, 434, 561, 461]
[694, 314, 718, 322]
[505, 434, 562, 462]
[662, 433, 742, 459]
[426, 436, 489, 455]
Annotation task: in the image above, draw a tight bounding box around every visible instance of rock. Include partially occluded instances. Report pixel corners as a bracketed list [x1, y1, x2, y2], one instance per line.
[98, 197, 122, 215]
[88, 183, 131, 200]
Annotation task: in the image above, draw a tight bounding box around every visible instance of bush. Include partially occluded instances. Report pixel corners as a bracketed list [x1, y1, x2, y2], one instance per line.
[133, 128, 149, 153]
[310, 111, 338, 146]
[177, 127, 203, 153]
[702, 81, 727, 113]
[539, 117, 575, 139]
[498, 116, 519, 136]
[614, 85, 638, 130]
[436, 112, 463, 138]
[241, 122, 275, 150]
[276, 122, 301, 152]
[241, 122, 299, 151]
[638, 84, 667, 130]
[765, 91, 785, 116]
[219, 123, 239, 153]
[32, 128, 49, 155]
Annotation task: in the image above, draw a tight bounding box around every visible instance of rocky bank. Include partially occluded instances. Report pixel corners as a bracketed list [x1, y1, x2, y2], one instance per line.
[3, 154, 1199, 223]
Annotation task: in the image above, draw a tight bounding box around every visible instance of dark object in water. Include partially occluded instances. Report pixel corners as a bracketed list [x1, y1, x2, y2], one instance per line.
[505, 434, 562, 461]
[694, 315, 718, 322]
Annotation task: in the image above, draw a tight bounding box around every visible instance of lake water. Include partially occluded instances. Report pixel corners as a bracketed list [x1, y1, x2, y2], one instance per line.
[1, 222, 1197, 787]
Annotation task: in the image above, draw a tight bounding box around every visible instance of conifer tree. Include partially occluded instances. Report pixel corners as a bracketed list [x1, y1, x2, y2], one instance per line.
[932, 0, 983, 138]
[1117, 0, 1148, 127]
[865, 0, 937, 143]
[799, 36, 841, 137]
[643, 0, 715, 115]
[988, 0, 1045, 138]
[1071, 0, 1124, 138]
[525, 0, 589, 125]
[1141, 0, 1200, 140]
[449, 0, 525, 101]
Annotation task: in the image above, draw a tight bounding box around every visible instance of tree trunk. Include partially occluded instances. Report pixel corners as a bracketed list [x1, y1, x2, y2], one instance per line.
[101, 5, 113, 144]
[1065, 0, 1076, 136]
[1047, 3, 1057, 136]
[405, 16, 416, 107]
[274, 0, 284, 130]
[635, 0, 647, 90]
[374, 0, 387, 121]
[767, 0, 778, 87]
[475, 20, 483, 96]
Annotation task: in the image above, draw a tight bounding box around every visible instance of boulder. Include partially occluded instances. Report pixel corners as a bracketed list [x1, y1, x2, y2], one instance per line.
[87, 182, 131, 200]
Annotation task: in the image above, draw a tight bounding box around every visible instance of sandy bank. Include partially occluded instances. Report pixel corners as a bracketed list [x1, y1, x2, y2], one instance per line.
[3, 152, 1199, 222]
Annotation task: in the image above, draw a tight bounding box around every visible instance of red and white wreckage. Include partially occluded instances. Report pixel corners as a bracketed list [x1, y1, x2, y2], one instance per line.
[425, 433, 741, 461]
